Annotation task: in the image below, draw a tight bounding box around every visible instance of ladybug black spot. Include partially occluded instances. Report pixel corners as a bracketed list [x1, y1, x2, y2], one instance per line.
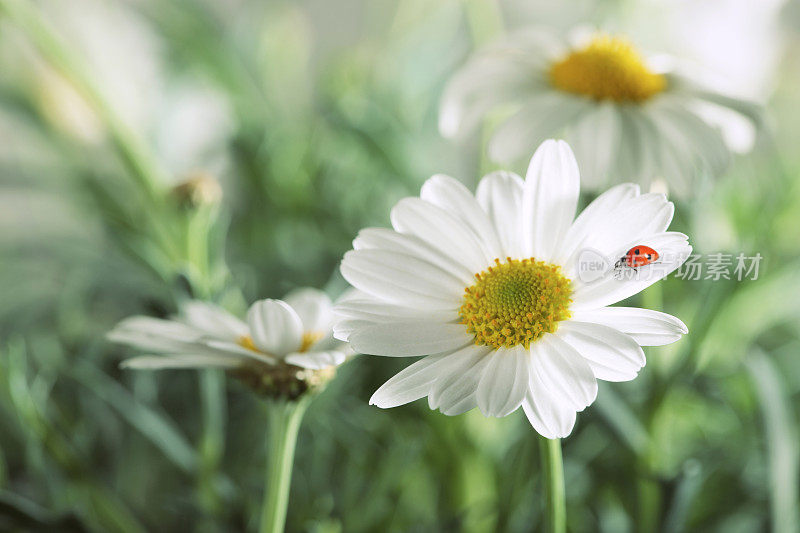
[634, 248, 640, 255]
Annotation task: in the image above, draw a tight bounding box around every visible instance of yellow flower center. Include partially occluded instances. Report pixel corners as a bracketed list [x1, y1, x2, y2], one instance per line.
[549, 35, 666, 103]
[460, 258, 572, 350]
[237, 332, 323, 354]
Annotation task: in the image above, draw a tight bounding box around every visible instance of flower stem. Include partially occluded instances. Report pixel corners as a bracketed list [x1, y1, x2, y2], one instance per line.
[260, 398, 310, 533]
[539, 436, 566, 533]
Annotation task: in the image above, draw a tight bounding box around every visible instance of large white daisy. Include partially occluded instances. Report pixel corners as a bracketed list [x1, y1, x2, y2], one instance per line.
[109, 288, 346, 379]
[439, 30, 763, 197]
[335, 140, 691, 439]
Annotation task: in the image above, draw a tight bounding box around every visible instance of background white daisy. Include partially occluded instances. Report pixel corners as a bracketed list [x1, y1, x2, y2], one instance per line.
[110, 288, 346, 372]
[336, 140, 691, 438]
[439, 28, 764, 196]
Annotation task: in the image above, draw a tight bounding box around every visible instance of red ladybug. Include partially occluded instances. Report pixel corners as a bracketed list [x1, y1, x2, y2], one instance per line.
[614, 245, 659, 271]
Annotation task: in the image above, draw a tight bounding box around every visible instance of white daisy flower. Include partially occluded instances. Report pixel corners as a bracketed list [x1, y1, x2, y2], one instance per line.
[439, 30, 763, 196]
[335, 139, 691, 439]
[109, 289, 347, 395]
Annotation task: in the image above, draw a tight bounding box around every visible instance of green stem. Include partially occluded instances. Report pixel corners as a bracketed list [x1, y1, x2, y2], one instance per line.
[260, 398, 309, 533]
[0, 0, 165, 201]
[539, 436, 566, 533]
[198, 369, 226, 516]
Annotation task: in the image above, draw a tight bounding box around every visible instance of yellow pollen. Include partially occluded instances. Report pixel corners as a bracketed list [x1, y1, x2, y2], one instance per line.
[238, 335, 259, 352]
[549, 35, 666, 102]
[300, 332, 324, 352]
[459, 258, 572, 350]
[237, 332, 324, 354]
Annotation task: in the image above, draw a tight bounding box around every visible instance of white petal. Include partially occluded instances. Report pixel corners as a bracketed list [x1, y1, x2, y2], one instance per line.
[369, 354, 448, 408]
[285, 350, 345, 370]
[204, 340, 277, 365]
[475, 170, 525, 258]
[428, 344, 493, 415]
[120, 354, 242, 370]
[522, 140, 580, 261]
[565, 102, 620, 189]
[283, 288, 334, 333]
[562, 193, 675, 279]
[332, 319, 370, 342]
[107, 316, 204, 353]
[476, 345, 530, 417]
[612, 106, 652, 184]
[348, 321, 473, 357]
[571, 233, 692, 310]
[335, 296, 456, 322]
[571, 307, 688, 346]
[179, 301, 248, 340]
[488, 93, 591, 163]
[668, 72, 763, 133]
[247, 299, 303, 357]
[390, 198, 489, 274]
[420, 174, 503, 261]
[650, 97, 730, 177]
[530, 333, 598, 411]
[439, 50, 541, 138]
[353, 227, 474, 283]
[555, 183, 640, 265]
[521, 370, 578, 439]
[556, 321, 646, 382]
[340, 249, 464, 310]
[690, 100, 757, 153]
[333, 295, 456, 342]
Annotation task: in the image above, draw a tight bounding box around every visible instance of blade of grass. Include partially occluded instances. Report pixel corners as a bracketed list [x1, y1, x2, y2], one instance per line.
[71, 362, 197, 473]
[747, 349, 800, 533]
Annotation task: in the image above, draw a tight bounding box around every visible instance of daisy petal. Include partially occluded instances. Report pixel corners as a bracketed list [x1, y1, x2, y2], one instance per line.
[370, 354, 448, 408]
[420, 174, 503, 261]
[247, 299, 303, 357]
[475, 170, 525, 258]
[522, 139, 580, 261]
[428, 344, 493, 415]
[348, 322, 473, 357]
[120, 354, 241, 370]
[571, 233, 692, 310]
[285, 351, 345, 370]
[521, 370, 578, 439]
[571, 307, 688, 346]
[566, 102, 620, 189]
[391, 198, 489, 274]
[353, 227, 473, 283]
[489, 93, 591, 163]
[531, 333, 597, 411]
[340, 249, 464, 310]
[205, 340, 278, 365]
[476, 345, 530, 417]
[180, 301, 248, 340]
[556, 321, 646, 382]
[333, 295, 456, 342]
[284, 288, 334, 333]
[439, 50, 539, 138]
[555, 183, 640, 264]
[107, 316, 203, 353]
[562, 193, 674, 276]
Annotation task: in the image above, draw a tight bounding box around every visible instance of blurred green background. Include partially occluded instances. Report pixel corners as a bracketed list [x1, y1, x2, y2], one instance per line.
[1, 0, 799, 531]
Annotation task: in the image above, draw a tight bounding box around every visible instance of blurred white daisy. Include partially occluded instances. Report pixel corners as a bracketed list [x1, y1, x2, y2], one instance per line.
[439, 30, 763, 196]
[335, 140, 690, 439]
[109, 289, 346, 395]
